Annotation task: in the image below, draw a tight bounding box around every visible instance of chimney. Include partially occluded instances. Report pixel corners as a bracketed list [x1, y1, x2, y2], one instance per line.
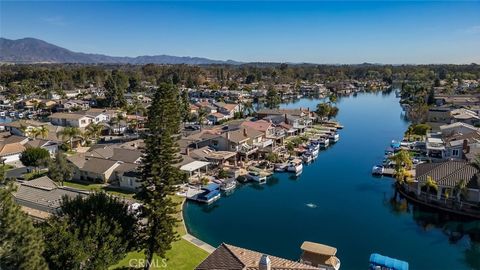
[226, 132, 230, 139]
[259, 255, 271, 270]
[186, 147, 190, 156]
[243, 128, 248, 137]
[284, 113, 288, 123]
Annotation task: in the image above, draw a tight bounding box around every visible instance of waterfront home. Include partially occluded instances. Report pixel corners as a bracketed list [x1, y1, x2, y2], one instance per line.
[49, 112, 95, 128]
[450, 108, 480, 126]
[1, 120, 64, 142]
[240, 120, 282, 151]
[188, 146, 237, 166]
[407, 161, 480, 204]
[13, 176, 87, 220]
[210, 127, 263, 161]
[196, 243, 323, 270]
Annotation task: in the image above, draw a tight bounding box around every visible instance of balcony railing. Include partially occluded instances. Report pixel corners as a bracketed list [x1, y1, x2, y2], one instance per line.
[254, 139, 273, 149]
[238, 144, 258, 155]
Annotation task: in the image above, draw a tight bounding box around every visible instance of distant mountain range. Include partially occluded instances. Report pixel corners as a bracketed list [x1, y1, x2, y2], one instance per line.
[0, 37, 242, 65]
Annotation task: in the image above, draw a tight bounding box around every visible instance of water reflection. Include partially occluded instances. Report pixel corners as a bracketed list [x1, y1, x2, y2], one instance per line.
[388, 195, 480, 269]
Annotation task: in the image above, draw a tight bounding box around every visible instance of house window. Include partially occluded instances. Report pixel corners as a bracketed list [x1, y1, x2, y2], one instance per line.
[452, 149, 460, 157]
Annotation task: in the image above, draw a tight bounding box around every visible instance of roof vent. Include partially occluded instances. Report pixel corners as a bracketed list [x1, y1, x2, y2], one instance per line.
[259, 254, 271, 270]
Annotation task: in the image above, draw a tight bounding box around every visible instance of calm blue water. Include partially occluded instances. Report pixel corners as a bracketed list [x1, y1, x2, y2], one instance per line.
[184, 92, 480, 270]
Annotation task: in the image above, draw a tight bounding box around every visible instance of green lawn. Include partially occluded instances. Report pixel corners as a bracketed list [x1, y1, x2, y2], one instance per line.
[0, 164, 15, 171]
[110, 239, 209, 270]
[63, 181, 136, 200]
[110, 196, 209, 270]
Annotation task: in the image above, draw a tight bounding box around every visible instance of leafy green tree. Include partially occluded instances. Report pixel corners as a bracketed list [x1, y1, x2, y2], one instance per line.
[104, 73, 127, 108]
[136, 83, 182, 269]
[47, 151, 73, 186]
[316, 103, 331, 120]
[265, 86, 281, 109]
[20, 147, 50, 168]
[327, 106, 339, 119]
[41, 192, 138, 270]
[0, 183, 48, 270]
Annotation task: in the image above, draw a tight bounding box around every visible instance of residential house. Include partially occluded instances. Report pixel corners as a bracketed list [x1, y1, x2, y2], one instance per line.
[210, 127, 263, 160]
[68, 155, 121, 183]
[13, 176, 86, 220]
[49, 112, 94, 128]
[195, 243, 322, 270]
[0, 134, 28, 163]
[409, 161, 480, 204]
[25, 139, 59, 156]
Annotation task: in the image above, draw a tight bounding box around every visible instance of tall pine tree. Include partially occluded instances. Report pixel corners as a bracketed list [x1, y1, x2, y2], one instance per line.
[0, 183, 48, 270]
[136, 83, 182, 270]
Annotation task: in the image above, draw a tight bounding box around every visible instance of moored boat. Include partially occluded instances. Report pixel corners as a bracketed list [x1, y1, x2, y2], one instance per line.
[274, 163, 288, 172]
[0, 111, 5, 117]
[287, 158, 303, 173]
[369, 253, 408, 270]
[196, 183, 221, 204]
[220, 178, 236, 192]
[247, 171, 267, 184]
[302, 152, 313, 163]
[319, 138, 330, 148]
[329, 132, 340, 143]
[372, 165, 384, 175]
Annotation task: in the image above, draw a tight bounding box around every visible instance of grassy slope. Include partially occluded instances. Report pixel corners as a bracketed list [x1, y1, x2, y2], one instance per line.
[110, 196, 208, 270]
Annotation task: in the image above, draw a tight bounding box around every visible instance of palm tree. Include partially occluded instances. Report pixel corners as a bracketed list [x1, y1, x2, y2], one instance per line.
[454, 179, 468, 203]
[423, 176, 439, 198]
[197, 108, 208, 130]
[37, 125, 49, 139]
[57, 127, 81, 150]
[86, 122, 103, 141]
[30, 128, 41, 139]
[19, 124, 28, 137]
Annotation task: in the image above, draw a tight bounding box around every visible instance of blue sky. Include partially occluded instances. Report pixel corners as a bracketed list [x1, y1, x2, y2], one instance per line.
[1, 1, 479, 64]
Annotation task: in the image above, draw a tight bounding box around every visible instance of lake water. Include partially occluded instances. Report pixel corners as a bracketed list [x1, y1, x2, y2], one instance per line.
[184, 91, 480, 270]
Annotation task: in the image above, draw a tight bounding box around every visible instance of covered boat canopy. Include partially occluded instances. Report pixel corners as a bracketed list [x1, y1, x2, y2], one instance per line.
[202, 183, 220, 192]
[369, 253, 409, 270]
[180, 161, 210, 172]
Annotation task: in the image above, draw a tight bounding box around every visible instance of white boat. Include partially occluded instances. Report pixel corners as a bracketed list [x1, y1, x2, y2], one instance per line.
[302, 152, 313, 163]
[274, 163, 288, 172]
[319, 138, 330, 148]
[310, 148, 319, 159]
[9, 112, 15, 117]
[247, 171, 266, 184]
[287, 158, 303, 173]
[27, 113, 34, 119]
[0, 111, 5, 117]
[220, 178, 236, 192]
[329, 133, 340, 143]
[372, 165, 384, 175]
[17, 112, 24, 118]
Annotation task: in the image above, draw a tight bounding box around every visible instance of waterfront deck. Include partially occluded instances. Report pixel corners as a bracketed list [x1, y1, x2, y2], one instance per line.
[397, 184, 480, 219]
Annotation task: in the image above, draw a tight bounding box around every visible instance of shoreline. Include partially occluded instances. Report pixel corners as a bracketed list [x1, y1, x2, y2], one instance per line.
[180, 198, 215, 254]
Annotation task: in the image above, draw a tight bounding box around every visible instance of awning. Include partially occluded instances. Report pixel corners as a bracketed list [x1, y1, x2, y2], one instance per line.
[369, 253, 409, 270]
[180, 161, 210, 172]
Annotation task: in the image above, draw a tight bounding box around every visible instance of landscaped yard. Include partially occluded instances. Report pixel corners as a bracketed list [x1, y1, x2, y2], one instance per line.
[110, 196, 209, 270]
[63, 181, 136, 200]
